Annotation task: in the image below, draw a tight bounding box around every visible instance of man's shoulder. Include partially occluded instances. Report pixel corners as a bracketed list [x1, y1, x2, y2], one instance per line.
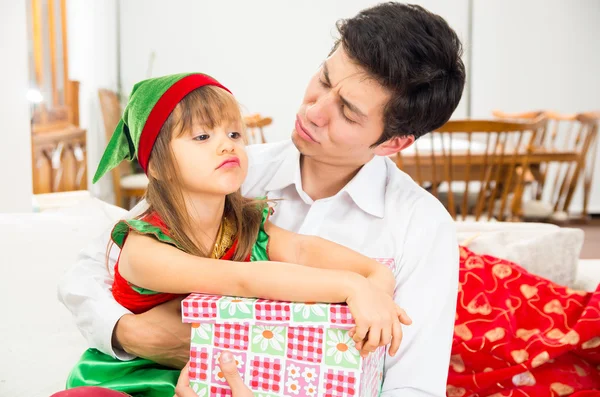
[243, 140, 297, 196]
[383, 158, 454, 227]
[247, 139, 296, 166]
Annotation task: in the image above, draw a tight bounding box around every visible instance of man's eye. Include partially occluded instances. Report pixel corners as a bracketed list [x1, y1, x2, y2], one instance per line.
[319, 79, 330, 88]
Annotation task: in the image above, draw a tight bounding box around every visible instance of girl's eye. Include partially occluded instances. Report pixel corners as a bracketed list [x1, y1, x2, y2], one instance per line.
[193, 134, 210, 141]
[229, 132, 242, 139]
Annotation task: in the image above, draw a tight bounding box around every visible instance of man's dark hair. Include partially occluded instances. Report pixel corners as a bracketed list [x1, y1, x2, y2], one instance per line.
[334, 2, 466, 144]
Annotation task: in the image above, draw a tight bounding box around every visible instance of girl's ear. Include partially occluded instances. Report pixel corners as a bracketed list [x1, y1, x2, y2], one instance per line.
[147, 162, 158, 180]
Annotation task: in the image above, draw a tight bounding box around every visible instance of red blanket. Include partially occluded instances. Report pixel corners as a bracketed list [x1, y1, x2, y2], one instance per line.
[448, 246, 600, 396]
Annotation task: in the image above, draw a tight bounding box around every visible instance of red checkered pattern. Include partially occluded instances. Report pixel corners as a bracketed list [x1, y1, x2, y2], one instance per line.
[182, 294, 221, 322]
[255, 299, 291, 321]
[324, 370, 357, 397]
[249, 356, 282, 393]
[188, 346, 210, 381]
[286, 326, 323, 363]
[210, 385, 232, 397]
[329, 304, 354, 326]
[374, 258, 396, 274]
[214, 323, 249, 350]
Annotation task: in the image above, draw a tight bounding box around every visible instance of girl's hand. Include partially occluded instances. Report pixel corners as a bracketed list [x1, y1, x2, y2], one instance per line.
[366, 266, 396, 297]
[345, 279, 412, 358]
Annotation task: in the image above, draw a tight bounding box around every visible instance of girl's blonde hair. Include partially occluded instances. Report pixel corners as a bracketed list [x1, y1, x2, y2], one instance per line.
[141, 85, 264, 260]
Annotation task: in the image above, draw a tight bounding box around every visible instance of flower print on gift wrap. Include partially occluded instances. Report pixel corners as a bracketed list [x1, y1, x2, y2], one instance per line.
[251, 325, 286, 356]
[324, 329, 360, 369]
[218, 296, 255, 319]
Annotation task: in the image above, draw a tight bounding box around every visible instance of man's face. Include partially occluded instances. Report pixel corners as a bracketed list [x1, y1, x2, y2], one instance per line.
[293, 45, 411, 167]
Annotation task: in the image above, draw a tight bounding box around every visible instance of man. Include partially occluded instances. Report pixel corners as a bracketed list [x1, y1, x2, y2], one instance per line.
[58, 2, 465, 396]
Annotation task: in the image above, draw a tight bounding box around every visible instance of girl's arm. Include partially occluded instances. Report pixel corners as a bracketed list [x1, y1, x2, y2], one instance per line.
[264, 221, 396, 296]
[119, 232, 362, 303]
[119, 233, 406, 356]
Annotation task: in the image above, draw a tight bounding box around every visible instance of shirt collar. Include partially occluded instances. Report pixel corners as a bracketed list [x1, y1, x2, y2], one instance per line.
[264, 147, 387, 219]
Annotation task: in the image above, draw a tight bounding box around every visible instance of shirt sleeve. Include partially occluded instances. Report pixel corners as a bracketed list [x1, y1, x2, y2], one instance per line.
[381, 204, 459, 396]
[56, 200, 149, 360]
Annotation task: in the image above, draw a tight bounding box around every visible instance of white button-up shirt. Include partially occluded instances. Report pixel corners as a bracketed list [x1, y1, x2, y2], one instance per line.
[58, 139, 459, 397]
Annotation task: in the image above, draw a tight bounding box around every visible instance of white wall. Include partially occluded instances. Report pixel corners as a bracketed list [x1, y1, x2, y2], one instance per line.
[471, 0, 600, 213]
[0, 0, 33, 213]
[67, 0, 118, 202]
[118, 0, 469, 144]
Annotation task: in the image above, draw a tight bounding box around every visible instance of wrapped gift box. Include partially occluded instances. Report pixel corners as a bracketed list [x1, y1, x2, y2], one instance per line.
[182, 294, 386, 397]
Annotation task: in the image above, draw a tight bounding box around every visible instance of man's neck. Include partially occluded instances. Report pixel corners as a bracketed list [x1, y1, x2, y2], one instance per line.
[300, 155, 363, 201]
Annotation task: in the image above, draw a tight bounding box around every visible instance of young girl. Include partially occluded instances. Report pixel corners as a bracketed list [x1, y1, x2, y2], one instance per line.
[67, 73, 410, 396]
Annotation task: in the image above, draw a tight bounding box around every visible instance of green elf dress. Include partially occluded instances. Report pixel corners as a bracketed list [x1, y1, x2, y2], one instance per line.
[67, 206, 271, 397]
[65, 73, 270, 396]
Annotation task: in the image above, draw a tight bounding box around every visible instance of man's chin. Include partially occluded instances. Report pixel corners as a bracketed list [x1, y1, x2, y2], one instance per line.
[291, 130, 313, 156]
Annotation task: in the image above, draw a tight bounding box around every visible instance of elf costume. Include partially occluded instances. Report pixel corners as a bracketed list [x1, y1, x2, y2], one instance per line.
[66, 73, 270, 397]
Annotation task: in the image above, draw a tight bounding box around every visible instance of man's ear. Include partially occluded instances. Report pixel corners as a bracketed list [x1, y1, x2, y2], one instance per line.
[373, 135, 415, 157]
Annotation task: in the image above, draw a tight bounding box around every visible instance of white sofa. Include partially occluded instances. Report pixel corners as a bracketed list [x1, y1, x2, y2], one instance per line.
[1, 195, 598, 397]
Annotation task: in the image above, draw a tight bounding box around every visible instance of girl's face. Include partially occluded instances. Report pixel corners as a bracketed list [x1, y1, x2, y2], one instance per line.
[170, 119, 248, 197]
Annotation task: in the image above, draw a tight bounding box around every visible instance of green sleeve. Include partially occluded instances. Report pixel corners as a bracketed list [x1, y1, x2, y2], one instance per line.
[250, 204, 272, 262]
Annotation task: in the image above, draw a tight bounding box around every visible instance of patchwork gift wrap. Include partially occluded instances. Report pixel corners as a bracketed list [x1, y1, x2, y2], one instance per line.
[181, 294, 386, 397]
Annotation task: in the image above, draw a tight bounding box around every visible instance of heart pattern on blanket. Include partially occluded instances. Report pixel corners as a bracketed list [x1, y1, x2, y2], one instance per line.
[581, 336, 600, 350]
[449, 246, 599, 397]
[466, 292, 492, 315]
[512, 371, 536, 387]
[511, 349, 529, 364]
[531, 351, 550, 368]
[566, 288, 587, 296]
[484, 327, 505, 342]
[492, 264, 512, 279]
[450, 354, 465, 373]
[520, 284, 538, 299]
[546, 328, 566, 339]
[446, 385, 466, 397]
[574, 365, 587, 376]
[454, 324, 473, 341]
[465, 255, 484, 269]
[516, 328, 540, 341]
[543, 299, 564, 314]
[558, 330, 580, 345]
[550, 382, 575, 396]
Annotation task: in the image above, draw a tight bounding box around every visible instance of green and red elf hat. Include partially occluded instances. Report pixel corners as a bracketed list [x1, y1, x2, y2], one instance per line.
[93, 73, 231, 183]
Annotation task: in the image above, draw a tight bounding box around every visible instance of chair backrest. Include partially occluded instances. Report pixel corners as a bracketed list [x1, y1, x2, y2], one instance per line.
[98, 89, 129, 202]
[98, 89, 122, 140]
[395, 117, 547, 221]
[493, 110, 599, 214]
[243, 113, 271, 144]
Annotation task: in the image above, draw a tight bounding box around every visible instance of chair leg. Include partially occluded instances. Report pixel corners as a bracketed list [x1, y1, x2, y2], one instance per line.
[114, 187, 123, 208]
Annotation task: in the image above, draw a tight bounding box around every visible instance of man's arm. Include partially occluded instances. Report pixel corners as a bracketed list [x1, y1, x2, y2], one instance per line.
[57, 225, 135, 359]
[381, 210, 459, 396]
[57, 200, 149, 360]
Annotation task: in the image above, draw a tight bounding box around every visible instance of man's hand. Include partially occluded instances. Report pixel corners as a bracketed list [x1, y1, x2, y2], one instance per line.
[174, 362, 198, 397]
[175, 353, 252, 397]
[217, 352, 253, 397]
[114, 298, 190, 369]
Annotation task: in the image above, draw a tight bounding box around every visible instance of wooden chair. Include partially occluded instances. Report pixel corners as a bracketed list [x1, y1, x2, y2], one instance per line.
[394, 117, 547, 221]
[98, 89, 148, 208]
[243, 113, 271, 144]
[493, 110, 599, 221]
